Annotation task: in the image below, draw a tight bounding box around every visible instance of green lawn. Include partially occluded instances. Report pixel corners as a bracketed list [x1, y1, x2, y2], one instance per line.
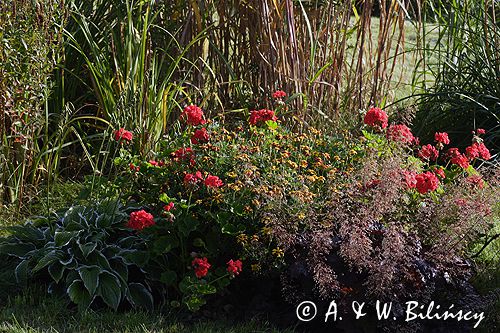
[0, 288, 294, 333]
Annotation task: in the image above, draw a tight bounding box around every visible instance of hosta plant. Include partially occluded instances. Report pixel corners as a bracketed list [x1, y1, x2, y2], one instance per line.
[0, 200, 156, 311]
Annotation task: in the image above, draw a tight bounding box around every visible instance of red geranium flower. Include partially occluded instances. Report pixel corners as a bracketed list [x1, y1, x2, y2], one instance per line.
[386, 124, 414, 144]
[249, 109, 278, 126]
[163, 202, 175, 212]
[465, 143, 491, 161]
[475, 142, 491, 160]
[364, 107, 388, 129]
[272, 90, 287, 99]
[450, 153, 469, 168]
[114, 128, 133, 143]
[434, 132, 450, 145]
[192, 257, 211, 278]
[173, 147, 194, 160]
[476, 128, 486, 135]
[415, 172, 440, 194]
[227, 259, 243, 276]
[126, 210, 155, 231]
[403, 170, 417, 189]
[446, 148, 461, 158]
[434, 168, 446, 179]
[204, 175, 224, 188]
[191, 128, 209, 144]
[418, 144, 439, 161]
[181, 105, 206, 126]
[184, 171, 204, 185]
[465, 144, 480, 160]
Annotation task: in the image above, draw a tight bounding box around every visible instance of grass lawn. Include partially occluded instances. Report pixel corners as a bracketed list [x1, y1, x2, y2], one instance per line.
[0, 288, 294, 333]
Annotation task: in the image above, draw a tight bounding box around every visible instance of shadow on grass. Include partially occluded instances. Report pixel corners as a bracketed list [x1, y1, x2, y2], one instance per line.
[0, 288, 296, 333]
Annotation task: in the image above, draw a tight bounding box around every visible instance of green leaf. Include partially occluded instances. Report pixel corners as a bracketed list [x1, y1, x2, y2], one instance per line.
[177, 216, 199, 237]
[196, 283, 216, 295]
[33, 250, 62, 272]
[97, 271, 122, 311]
[15, 260, 30, 285]
[127, 283, 154, 311]
[54, 231, 78, 247]
[119, 250, 149, 267]
[265, 120, 278, 130]
[78, 265, 101, 296]
[86, 251, 111, 270]
[67, 280, 93, 310]
[152, 235, 179, 254]
[0, 242, 36, 258]
[6, 225, 44, 241]
[159, 193, 174, 204]
[48, 262, 65, 283]
[160, 270, 177, 285]
[192, 238, 205, 248]
[79, 242, 97, 258]
[184, 296, 206, 312]
[179, 276, 196, 294]
[109, 259, 128, 284]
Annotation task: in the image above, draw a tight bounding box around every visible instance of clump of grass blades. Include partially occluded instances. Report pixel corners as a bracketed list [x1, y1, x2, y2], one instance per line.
[411, 0, 500, 158]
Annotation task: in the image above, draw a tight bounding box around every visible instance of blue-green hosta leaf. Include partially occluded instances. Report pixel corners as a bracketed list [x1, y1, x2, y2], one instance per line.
[78, 242, 97, 258]
[15, 259, 30, 285]
[67, 279, 93, 310]
[97, 271, 122, 311]
[86, 251, 111, 270]
[78, 265, 101, 296]
[109, 258, 128, 284]
[119, 249, 149, 267]
[0, 242, 36, 258]
[126, 283, 154, 311]
[54, 231, 79, 247]
[33, 250, 63, 272]
[6, 225, 44, 241]
[48, 262, 65, 283]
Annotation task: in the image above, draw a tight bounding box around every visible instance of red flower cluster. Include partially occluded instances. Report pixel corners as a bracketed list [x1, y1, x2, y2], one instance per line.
[204, 175, 224, 188]
[191, 128, 209, 144]
[163, 202, 175, 212]
[403, 170, 417, 189]
[434, 132, 450, 145]
[184, 171, 204, 185]
[227, 259, 243, 276]
[249, 109, 278, 126]
[173, 147, 195, 166]
[466, 142, 491, 161]
[364, 107, 388, 129]
[418, 144, 439, 161]
[129, 163, 140, 172]
[181, 105, 206, 126]
[272, 90, 287, 99]
[434, 167, 446, 179]
[476, 128, 486, 135]
[114, 128, 133, 143]
[415, 172, 439, 194]
[447, 148, 469, 168]
[386, 124, 414, 144]
[192, 257, 211, 278]
[127, 210, 155, 231]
